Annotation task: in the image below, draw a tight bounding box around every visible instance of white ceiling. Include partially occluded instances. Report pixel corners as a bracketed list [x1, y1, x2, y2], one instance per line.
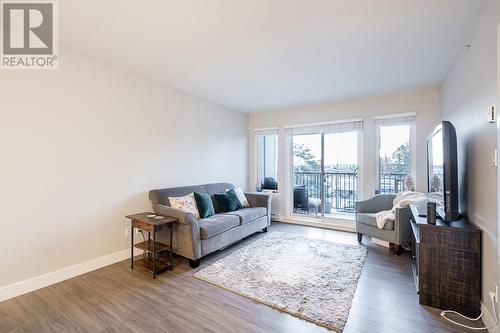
[60, 0, 485, 112]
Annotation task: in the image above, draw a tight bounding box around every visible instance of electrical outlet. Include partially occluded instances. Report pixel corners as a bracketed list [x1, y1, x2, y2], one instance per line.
[493, 283, 498, 303]
[125, 225, 131, 237]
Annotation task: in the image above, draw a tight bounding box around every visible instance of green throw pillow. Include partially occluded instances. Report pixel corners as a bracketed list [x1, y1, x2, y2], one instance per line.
[214, 189, 242, 212]
[227, 189, 244, 210]
[194, 192, 215, 218]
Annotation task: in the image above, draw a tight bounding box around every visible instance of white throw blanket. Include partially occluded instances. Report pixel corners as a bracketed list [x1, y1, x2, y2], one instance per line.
[375, 191, 427, 229]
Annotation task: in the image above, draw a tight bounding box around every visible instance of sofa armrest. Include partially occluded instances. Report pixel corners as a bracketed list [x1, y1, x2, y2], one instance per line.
[356, 194, 396, 214]
[152, 203, 202, 260]
[245, 192, 272, 227]
[245, 192, 271, 209]
[152, 204, 198, 226]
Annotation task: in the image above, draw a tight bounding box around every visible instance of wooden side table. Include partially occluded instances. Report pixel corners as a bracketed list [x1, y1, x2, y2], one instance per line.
[125, 212, 177, 278]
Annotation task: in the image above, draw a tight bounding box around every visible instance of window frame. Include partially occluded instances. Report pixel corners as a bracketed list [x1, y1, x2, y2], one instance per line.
[374, 113, 417, 194]
[254, 128, 278, 191]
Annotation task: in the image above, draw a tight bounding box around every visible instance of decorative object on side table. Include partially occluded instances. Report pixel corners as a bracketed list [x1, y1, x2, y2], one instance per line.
[125, 212, 177, 278]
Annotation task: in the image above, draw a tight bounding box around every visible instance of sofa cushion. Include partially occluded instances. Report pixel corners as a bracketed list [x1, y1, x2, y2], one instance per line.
[357, 213, 394, 231]
[224, 207, 267, 225]
[203, 183, 235, 196]
[199, 214, 240, 239]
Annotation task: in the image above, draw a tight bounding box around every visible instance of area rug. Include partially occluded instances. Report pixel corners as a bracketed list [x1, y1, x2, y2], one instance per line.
[194, 232, 367, 332]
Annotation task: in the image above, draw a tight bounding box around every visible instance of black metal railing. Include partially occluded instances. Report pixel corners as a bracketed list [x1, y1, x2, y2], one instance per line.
[378, 173, 408, 193]
[293, 171, 358, 213]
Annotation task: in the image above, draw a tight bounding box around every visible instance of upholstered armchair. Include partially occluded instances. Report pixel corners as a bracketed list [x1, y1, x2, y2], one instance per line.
[355, 194, 412, 255]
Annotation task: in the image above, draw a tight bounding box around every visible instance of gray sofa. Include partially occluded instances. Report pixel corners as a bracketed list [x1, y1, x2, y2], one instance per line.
[355, 194, 412, 255]
[149, 183, 271, 268]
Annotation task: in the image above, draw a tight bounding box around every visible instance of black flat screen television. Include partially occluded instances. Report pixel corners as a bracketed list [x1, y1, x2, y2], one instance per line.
[426, 121, 459, 221]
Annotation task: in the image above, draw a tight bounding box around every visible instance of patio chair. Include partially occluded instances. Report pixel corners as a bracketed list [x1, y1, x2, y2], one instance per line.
[293, 186, 309, 213]
[293, 186, 320, 214]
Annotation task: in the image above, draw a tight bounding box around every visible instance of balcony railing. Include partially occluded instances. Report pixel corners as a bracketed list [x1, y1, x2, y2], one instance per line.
[378, 173, 409, 194]
[293, 171, 357, 213]
[293, 171, 410, 215]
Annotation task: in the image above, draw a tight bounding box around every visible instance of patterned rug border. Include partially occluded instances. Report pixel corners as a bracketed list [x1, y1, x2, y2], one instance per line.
[193, 232, 368, 332]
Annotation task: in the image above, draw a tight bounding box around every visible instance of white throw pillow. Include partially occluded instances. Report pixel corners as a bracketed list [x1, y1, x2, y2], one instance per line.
[232, 187, 249, 207]
[169, 193, 200, 219]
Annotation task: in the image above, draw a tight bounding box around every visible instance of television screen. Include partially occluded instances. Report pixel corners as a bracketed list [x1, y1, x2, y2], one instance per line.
[426, 121, 459, 221]
[427, 127, 444, 206]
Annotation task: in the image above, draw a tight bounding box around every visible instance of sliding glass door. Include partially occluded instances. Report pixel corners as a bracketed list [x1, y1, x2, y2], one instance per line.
[323, 131, 358, 218]
[292, 134, 322, 217]
[290, 122, 361, 221]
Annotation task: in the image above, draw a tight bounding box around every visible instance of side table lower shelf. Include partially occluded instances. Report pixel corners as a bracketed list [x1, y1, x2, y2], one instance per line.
[133, 255, 172, 275]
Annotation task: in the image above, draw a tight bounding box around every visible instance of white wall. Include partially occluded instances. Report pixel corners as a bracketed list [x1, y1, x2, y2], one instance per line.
[440, 0, 499, 326]
[498, 24, 500, 333]
[0, 48, 248, 288]
[248, 88, 440, 220]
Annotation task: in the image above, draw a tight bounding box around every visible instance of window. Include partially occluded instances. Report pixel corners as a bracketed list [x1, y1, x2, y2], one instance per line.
[255, 128, 278, 191]
[375, 114, 416, 193]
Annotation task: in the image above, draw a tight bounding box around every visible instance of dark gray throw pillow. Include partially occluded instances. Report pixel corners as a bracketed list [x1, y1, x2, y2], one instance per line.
[214, 189, 242, 212]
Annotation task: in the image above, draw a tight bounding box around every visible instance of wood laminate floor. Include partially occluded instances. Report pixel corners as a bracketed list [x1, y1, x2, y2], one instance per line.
[0, 222, 486, 333]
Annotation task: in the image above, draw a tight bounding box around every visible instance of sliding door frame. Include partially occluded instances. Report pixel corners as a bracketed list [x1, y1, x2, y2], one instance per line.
[285, 120, 363, 228]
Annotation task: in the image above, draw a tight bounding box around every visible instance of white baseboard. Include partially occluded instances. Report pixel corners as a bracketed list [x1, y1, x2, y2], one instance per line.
[0, 248, 130, 303]
[280, 217, 356, 233]
[481, 301, 498, 333]
[271, 214, 284, 222]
